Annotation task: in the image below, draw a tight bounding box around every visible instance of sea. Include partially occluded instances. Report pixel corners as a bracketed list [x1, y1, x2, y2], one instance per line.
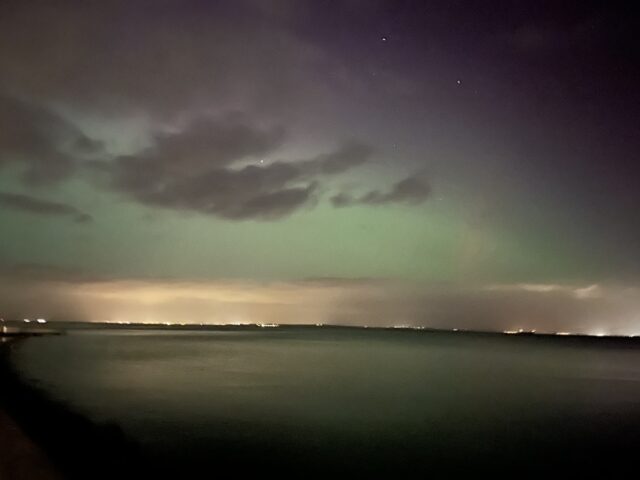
[6, 325, 640, 476]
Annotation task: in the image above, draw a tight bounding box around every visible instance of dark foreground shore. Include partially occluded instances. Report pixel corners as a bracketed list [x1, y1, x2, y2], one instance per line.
[0, 407, 60, 480]
[0, 339, 144, 480]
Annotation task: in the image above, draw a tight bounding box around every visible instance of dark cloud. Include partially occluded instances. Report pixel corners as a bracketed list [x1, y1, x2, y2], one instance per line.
[72, 135, 103, 156]
[106, 115, 370, 220]
[0, 94, 101, 185]
[362, 176, 431, 205]
[330, 192, 356, 208]
[0, 0, 342, 118]
[0, 191, 92, 223]
[300, 142, 373, 175]
[152, 116, 286, 169]
[226, 182, 318, 220]
[332, 175, 431, 208]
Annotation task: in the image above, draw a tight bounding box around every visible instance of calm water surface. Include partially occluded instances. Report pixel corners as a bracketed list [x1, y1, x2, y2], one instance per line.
[9, 327, 640, 474]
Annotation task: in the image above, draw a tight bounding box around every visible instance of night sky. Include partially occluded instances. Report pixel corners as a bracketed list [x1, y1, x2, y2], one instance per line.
[1, 1, 639, 333]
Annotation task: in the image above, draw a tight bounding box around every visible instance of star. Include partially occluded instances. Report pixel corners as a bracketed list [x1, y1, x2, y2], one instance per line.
[456, 79, 462, 85]
[381, 36, 388, 42]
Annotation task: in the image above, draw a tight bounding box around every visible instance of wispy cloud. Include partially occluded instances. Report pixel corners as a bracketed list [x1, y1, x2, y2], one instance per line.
[332, 175, 431, 208]
[0, 191, 92, 223]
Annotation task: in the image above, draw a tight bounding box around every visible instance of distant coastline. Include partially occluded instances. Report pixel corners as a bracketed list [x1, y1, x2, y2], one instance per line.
[3, 319, 640, 342]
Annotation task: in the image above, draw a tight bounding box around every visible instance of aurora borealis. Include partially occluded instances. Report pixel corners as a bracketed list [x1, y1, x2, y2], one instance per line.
[0, 1, 639, 333]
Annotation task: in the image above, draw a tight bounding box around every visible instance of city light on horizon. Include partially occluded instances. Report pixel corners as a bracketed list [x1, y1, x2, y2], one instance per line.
[2, 274, 639, 336]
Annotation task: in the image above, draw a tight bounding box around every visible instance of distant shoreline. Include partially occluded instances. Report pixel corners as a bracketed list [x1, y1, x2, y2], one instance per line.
[3, 319, 640, 343]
